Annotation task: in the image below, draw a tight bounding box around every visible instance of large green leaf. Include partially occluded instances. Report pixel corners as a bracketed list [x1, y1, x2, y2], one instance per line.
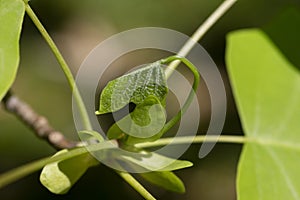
[96, 61, 168, 114]
[226, 29, 300, 200]
[0, 0, 25, 101]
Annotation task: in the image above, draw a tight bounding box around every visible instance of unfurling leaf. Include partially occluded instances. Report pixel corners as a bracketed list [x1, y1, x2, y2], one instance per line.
[96, 61, 168, 114]
[0, 0, 25, 101]
[140, 171, 186, 193]
[107, 95, 166, 143]
[40, 149, 99, 194]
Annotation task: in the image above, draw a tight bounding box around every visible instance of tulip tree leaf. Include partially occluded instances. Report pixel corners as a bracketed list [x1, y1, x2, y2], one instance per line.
[96, 61, 168, 114]
[0, 0, 25, 101]
[140, 171, 186, 193]
[40, 149, 99, 194]
[226, 29, 300, 200]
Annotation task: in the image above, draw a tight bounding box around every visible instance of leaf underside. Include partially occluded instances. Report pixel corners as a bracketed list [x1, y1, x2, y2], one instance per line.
[226, 29, 300, 200]
[107, 95, 166, 143]
[40, 149, 98, 194]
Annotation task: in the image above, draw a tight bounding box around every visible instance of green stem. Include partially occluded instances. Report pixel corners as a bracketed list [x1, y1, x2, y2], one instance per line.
[24, 3, 92, 130]
[136, 135, 246, 148]
[19, 1, 238, 199]
[0, 147, 87, 189]
[117, 171, 156, 200]
[158, 56, 200, 137]
[0, 141, 115, 189]
[164, 0, 237, 79]
[23, 3, 150, 199]
[0, 135, 245, 189]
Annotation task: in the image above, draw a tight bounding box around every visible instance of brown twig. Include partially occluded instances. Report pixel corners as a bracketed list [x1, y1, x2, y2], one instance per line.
[1, 91, 78, 150]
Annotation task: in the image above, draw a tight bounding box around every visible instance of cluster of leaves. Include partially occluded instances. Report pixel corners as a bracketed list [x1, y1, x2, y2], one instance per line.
[41, 55, 200, 194]
[1, 0, 198, 196]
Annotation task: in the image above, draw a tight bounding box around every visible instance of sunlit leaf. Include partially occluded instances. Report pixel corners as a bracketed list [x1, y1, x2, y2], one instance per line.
[140, 171, 186, 193]
[40, 149, 99, 194]
[0, 0, 25, 101]
[96, 61, 168, 114]
[226, 29, 300, 200]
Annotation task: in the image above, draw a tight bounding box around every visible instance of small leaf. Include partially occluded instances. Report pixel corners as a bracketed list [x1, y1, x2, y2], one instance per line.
[0, 0, 25, 101]
[108, 148, 193, 172]
[40, 149, 99, 194]
[106, 122, 124, 140]
[107, 96, 166, 142]
[96, 61, 168, 114]
[140, 171, 186, 193]
[78, 130, 104, 143]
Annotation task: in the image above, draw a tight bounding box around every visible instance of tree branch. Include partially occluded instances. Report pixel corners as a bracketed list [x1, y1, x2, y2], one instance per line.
[1, 91, 78, 150]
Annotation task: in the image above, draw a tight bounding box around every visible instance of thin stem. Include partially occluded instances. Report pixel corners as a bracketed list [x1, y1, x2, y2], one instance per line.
[0, 135, 245, 189]
[136, 135, 247, 148]
[0, 134, 245, 189]
[24, 3, 92, 130]
[165, 0, 237, 79]
[0, 141, 116, 189]
[0, 147, 87, 189]
[158, 56, 200, 138]
[117, 171, 156, 200]
[23, 3, 153, 199]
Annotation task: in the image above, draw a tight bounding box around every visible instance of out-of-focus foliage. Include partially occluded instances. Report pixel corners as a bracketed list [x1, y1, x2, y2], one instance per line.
[0, 0, 24, 101]
[263, 8, 300, 70]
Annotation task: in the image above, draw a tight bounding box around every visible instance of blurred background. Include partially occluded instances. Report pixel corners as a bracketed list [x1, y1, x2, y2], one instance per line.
[0, 0, 299, 199]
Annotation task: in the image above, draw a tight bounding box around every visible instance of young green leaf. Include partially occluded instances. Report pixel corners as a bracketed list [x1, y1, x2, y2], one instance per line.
[40, 149, 99, 194]
[0, 0, 25, 101]
[107, 95, 166, 142]
[96, 61, 168, 114]
[140, 171, 186, 193]
[108, 148, 193, 172]
[226, 29, 300, 200]
[106, 56, 200, 145]
[78, 130, 104, 143]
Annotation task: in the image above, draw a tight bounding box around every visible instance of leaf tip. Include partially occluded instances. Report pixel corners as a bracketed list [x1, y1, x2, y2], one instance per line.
[95, 110, 102, 115]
